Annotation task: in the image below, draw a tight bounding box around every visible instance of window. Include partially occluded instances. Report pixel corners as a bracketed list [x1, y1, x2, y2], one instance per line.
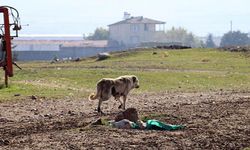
[144, 24, 149, 31]
[130, 24, 139, 32]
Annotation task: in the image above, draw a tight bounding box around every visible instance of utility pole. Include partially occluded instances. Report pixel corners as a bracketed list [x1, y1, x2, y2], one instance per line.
[230, 20, 233, 33]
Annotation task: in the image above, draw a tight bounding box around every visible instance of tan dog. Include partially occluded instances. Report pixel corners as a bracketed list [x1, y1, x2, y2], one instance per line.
[89, 75, 139, 114]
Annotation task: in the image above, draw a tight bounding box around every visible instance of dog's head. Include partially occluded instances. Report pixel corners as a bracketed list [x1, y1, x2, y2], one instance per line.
[131, 75, 139, 89]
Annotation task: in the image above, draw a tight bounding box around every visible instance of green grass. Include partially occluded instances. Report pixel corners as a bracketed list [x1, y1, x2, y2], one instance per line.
[0, 48, 250, 101]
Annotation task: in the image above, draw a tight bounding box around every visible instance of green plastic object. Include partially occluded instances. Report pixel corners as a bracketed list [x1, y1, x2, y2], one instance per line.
[146, 120, 184, 131]
[131, 122, 140, 129]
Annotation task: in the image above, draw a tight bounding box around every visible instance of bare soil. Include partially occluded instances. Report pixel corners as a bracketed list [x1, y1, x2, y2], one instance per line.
[0, 91, 249, 150]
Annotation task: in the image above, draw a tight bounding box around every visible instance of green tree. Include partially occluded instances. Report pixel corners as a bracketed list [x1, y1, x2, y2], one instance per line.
[87, 27, 109, 40]
[220, 31, 249, 47]
[163, 27, 202, 47]
[165, 27, 188, 44]
[205, 34, 216, 48]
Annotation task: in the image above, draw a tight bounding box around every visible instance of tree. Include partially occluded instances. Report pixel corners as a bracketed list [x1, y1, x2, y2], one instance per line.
[165, 27, 188, 44]
[87, 27, 109, 40]
[205, 34, 216, 48]
[159, 27, 203, 47]
[220, 31, 249, 47]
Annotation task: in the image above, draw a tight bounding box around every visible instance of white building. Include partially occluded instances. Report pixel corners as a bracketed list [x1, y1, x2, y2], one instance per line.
[108, 14, 165, 47]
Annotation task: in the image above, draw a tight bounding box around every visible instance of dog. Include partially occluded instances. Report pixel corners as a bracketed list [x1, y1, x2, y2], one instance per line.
[89, 75, 139, 114]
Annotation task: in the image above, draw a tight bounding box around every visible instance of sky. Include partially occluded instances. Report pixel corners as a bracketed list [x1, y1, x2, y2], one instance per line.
[1, 0, 250, 37]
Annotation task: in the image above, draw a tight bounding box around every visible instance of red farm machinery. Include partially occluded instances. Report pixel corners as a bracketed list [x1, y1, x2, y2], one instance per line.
[0, 6, 21, 87]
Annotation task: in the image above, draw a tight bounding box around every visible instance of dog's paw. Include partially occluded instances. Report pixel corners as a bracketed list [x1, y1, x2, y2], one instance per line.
[99, 111, 106, 116]
[95, 108, 106, 116]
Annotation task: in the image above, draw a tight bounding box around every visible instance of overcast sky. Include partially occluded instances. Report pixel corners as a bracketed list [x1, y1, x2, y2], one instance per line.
[2, 0, 250, 37]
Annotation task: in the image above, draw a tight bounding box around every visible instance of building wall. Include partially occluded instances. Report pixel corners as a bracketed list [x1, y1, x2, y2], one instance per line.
[13, 46, 125, 61]
[14, 44, 60, 51]
[14, 51, 59, 61]
[109, 24, 130, 45]
[109, 23, 161, 46]
[59, 47, 108, 58]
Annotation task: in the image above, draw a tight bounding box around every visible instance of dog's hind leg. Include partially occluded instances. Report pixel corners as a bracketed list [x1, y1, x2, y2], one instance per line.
[97, 100, 105, 115]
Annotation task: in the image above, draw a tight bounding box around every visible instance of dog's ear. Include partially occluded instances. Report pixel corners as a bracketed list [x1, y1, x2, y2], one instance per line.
[132, 76, 137, 83]
[109, 80, 115, 85]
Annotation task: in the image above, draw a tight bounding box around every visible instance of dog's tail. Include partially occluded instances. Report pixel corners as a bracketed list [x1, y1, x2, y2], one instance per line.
[88, 83, 102, 100]
[88, 93, 98, 100]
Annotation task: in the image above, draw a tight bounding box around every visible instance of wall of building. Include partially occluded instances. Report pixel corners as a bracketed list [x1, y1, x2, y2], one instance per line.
[109, 24, 130, 45]
[109, 23, 163, 46]
[14, 51, 59, 61]
[59, 47, 108, 59]
[13, 46, 126, 61]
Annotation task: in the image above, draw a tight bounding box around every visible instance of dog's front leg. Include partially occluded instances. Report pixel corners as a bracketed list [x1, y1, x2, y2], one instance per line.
[122, 95, 127, 110]
[116, 97, 123, 109]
